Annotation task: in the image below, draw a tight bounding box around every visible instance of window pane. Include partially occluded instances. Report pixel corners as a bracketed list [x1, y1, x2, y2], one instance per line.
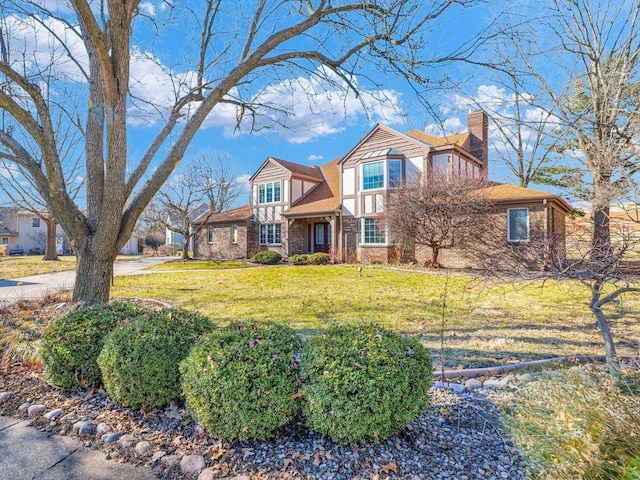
[266, 182, 273, 203]
[207, 226, 213, 243]
[508, 209, 529, 241]
[315, 224, 324, 244]
[32, 217, 40, 228]
[274, 224, 282, 244]
[432, 155, 448, 179]
[259, 184, 265, 204]
[363, 161, 384, 190]
[274, 181, 281, 202]
[388, 160, 402, 187]
[260, 225, 267, 244]
[231, 225, 238, 244]
[363, 218, 385, 244]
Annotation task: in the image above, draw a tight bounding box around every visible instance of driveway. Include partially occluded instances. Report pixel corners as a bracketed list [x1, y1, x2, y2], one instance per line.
[0, 256, 174, 305]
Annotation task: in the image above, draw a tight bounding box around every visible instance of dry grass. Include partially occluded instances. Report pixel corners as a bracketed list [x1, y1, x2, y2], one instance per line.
[111, 264, 640, 368]
[0, 254, 142, 279]
[0, 256, 77, 279]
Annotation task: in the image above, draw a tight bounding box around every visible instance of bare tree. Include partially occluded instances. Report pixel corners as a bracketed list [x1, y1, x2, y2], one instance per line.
[385, 177, 495, 267]
[196, 153, 245, 214]
[148, 163, 209, 260]
[0, 0, 481, 303]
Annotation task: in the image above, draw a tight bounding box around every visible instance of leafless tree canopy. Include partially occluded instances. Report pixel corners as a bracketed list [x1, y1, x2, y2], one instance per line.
[385, 176, 496, 267]
[0, 0, 479, 302]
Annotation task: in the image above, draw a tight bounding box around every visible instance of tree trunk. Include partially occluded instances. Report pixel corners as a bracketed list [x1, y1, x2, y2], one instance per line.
[72, 246, 117, 304]
[43, 218, 59, 261]
[431, 246, 440, 268]
[589, 286, 618, 374]
[182, 242, 189, 260]
[591, 206, 611, 259]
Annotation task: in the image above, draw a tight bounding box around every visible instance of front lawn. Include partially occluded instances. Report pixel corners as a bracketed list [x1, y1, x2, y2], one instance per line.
[111, 264, 640, 368]
[0, 255, 77, 279]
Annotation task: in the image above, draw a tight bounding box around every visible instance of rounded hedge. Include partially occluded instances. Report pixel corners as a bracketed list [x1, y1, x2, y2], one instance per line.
[300, 324, 432, 444]
[180, 322, 301, 440]
[97, 308, 214, 408]
[288, 254, 309, 265]
[41, 302, 147, 389]
[307, 252, 330, 265]
[253, 250, 282, 265]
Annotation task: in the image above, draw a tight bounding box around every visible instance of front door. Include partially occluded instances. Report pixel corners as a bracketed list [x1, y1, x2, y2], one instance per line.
[314, 222, 331, 253]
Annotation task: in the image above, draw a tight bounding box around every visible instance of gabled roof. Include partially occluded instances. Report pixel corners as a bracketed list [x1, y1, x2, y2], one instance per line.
[200, 205, 253, 225]
[406, 130, 470, 149]
[283, 158, 342, 216]
[250, 156, 325, 182]
[337, 123, 430, 167]
[483, 183, 572, 212]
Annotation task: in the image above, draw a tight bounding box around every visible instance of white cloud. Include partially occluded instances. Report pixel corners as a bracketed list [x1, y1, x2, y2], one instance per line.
[199, 67, 404, 144]
[235, 174, 251, 191]
[307, 154, 324, 162]
[424, 117, 464, 136]
[139, 2, 156, 16]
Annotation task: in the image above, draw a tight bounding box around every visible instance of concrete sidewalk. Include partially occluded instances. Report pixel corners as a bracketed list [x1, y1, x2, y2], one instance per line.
[0, 257, 174, 305]
[0, 416, 156, 480]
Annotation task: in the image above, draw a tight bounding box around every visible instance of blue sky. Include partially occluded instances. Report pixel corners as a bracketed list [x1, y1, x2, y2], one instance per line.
[0, 0, 568, 208]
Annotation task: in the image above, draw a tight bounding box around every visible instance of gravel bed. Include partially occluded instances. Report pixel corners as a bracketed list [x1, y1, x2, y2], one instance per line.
[0, 366, 527, 479]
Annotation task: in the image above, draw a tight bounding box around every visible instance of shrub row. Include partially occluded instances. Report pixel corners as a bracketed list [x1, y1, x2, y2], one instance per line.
[288, 252, 331, 265]
[42, 307, 432, 444]
[252, 250, 282, 264]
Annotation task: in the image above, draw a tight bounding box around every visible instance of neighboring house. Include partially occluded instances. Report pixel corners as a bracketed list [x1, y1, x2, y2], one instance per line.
[0, 207, 141, 255]
[196, 111, 571, 267]
[165, 205, 209, 252]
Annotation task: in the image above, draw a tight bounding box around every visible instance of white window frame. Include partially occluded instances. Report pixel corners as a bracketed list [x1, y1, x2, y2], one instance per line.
[207, 226, 214, 243]
[32, 217, 41, 228]
[507, 208, 530, 242]
[259, 224, 282, 245]
[360, 218, 386, 245]
[231, 225, 239, 244]
[1, 237, 8, 245]
[361, 158, 404, 192]
[257, 181, 281, 204]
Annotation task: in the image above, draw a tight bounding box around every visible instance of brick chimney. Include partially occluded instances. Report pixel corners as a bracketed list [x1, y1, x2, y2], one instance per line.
[468, 110, 488, 178]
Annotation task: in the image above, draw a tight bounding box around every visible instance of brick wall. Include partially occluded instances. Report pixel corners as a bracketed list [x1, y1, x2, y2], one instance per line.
[195, 222, 258, 260]
[289, 220, 306, 255]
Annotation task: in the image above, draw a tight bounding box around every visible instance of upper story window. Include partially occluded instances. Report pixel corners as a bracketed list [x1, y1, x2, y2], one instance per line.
[362, 159, 403, 191]
[258, 181, 281, 204]
[32, 217, 40, 228]
[507, 208, 529, 242]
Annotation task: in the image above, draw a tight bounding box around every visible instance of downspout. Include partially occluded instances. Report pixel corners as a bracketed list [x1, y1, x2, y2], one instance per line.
[543, 198, 549, 269]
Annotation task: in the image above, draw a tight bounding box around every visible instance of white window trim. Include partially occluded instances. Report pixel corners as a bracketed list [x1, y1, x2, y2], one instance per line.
[360, 158, 404, 193]
[257, 181, 282, 205]
[259, 223, 282, 246]
[207, 226, 214, 244]
[230, 225, 239, 244]
[507, 208, 530, 243]
[359, 217, 388, 246]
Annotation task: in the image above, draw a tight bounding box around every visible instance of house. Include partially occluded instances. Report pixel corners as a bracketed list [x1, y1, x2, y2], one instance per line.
[195, 111, 571, 267]
[165, 204, 209, 252]
[0, 207, 141, 256]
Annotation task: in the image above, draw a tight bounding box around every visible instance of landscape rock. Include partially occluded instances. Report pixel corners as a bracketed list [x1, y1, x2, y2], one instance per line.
[73, 420, 97, 435]
[101, 433, 122, 443]
[135, 441, 152, 456]
[18, 402, 31, 411]
[465, 379, 483, 390]
[449, 383, 466, 394]
[0, 392, 12, 402]
[198, 469, 217, 480]
[27, 404, 46, 416]
[229, 476, 251, 480]
[149, 451, 166, 464]
[180, 454, 206, 475]
[161, 455, 179, 468]
[44, 408, 64, 420]
[516, 373, 535, 383]
[118, 434, 137, 448]
[483, 378, 509, 389]
[96, 422, 111, 433]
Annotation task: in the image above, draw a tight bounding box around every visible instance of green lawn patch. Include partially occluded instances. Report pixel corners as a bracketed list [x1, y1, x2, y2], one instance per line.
[144, 259, 252, 271]
[0, 256, 77, 279]
[111, 264, 640, 369]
